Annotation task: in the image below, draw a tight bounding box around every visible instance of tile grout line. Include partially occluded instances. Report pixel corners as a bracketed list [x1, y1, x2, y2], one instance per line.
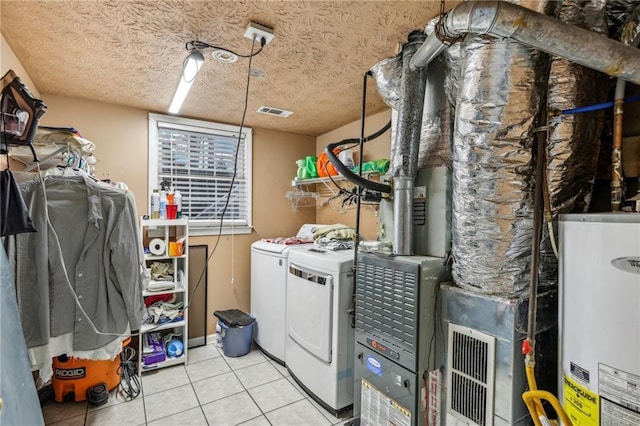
[142, 365, 196, 424]
[248, 348, 329, 422]
[185, 366, 211, 426]
[226, 359, 270, 423]
[141, 381, 148, 426]
[186, 348, 265, 424]
[188, 343, 219, 425]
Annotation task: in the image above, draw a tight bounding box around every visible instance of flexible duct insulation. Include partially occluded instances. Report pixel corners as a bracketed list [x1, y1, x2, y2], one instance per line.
[390, 56, 452, 170]
[539, 1, 609, 289]
[371, 0, 637, 293]
[618, 3, 640, 44]
[451, 34, 547, 295]
[442, 41, 462, 109]
[546, 0, 609, 216]
[371, 56, 402, 110]
[370, 22, 452, 172]
[607, 0, 640, 36]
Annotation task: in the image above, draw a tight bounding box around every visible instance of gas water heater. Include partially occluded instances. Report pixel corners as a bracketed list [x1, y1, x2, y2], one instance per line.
[559, 214, 640, 426]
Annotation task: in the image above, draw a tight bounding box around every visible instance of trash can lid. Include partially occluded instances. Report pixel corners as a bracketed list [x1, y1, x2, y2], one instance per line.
[213, 309, 255, 327]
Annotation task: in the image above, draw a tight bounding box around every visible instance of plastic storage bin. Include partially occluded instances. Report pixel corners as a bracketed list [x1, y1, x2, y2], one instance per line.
[214, 309, 256, 357]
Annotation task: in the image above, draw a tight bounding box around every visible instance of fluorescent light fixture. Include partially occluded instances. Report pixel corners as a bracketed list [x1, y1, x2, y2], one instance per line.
[168, 50, 205, 114]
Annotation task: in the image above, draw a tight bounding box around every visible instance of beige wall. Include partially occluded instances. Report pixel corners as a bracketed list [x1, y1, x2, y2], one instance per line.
[40, 95, 149, 213]
[315, 109, 392, 240]
[1, 35, 40, 98]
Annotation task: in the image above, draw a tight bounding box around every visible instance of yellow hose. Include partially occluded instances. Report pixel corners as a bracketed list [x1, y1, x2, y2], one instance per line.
[523, 362, 573, 426]
[525, 364, 547, 421]
[523, 390, 573, 426]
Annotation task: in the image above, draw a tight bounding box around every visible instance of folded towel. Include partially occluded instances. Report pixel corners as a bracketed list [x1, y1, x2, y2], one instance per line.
[313, 224, 355, 241]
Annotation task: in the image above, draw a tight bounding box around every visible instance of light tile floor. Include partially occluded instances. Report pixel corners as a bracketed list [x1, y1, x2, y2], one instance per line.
[41, 344, 352, 426]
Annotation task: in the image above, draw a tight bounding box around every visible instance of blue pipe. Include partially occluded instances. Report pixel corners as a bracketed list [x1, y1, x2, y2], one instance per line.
[561, 94, 640, 115]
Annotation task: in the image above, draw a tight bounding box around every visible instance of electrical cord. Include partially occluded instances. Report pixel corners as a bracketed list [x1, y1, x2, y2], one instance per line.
[190, 35, 257, 295]
[118, 346, 141, 399]
[187, 39, 264, 58]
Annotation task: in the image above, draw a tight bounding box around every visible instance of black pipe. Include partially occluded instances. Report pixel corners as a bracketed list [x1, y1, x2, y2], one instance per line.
[527, 122, 547, 344]
[354, 71, 371, 253]
[325, 120, 392, 194]
[350, 71, 371, 328]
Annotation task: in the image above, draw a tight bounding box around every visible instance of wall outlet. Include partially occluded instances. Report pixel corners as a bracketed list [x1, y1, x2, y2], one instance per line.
[244, 22, 275, 45]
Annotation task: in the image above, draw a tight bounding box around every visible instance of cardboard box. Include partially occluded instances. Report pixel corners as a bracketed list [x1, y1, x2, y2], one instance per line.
[142, 332, 166, 366]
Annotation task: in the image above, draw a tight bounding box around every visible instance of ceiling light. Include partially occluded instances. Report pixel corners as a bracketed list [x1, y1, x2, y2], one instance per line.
[212, 50, 239, 63]
[168, 50, 204, 114]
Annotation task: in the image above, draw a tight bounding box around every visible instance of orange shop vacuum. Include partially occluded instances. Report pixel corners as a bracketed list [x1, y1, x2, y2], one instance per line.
[51, 337, 131, 405]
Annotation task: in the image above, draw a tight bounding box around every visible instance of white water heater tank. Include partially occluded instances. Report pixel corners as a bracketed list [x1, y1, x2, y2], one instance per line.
[559, 214, 640, 426]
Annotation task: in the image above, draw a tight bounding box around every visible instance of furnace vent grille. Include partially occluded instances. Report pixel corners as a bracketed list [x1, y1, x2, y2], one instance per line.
[446, 324, 495, 426]
[256, 105, 293, 117]
[355, 260, 418, 354]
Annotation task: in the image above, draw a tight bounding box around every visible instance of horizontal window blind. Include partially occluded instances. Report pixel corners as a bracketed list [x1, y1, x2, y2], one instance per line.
[149, 114, 252, 230]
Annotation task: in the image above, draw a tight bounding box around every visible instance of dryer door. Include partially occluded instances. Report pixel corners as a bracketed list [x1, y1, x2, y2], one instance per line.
[287, 263, 333, 363]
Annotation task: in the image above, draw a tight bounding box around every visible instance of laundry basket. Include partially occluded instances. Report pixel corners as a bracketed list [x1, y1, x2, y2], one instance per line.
[213, 309, 256, 357]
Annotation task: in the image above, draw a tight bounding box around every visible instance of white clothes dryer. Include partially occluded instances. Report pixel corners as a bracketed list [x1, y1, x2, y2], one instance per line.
[249, 224, 323, 364]
[286, 246, 355, 415]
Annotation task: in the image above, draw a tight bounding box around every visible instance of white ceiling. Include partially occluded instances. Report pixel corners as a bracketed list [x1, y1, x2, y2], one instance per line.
[1, 1, 451, 136]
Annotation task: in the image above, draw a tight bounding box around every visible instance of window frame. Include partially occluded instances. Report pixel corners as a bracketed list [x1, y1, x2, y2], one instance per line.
[148, 113, 253, 236]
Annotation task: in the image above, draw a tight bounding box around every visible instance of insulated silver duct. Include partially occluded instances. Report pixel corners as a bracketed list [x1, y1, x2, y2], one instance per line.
[371, 25, 452, 171]
[370, 56, 402, 110]
[546, 0, 608, 215]
[607, 0, 640, 36]
[451, 33, 547, 295]
[442, 40, 461, 108]
[389, 57, 452, 171]
[410, 0, 640, 85]
[392, 31, 428, 255]
[537, 0, 608, 290]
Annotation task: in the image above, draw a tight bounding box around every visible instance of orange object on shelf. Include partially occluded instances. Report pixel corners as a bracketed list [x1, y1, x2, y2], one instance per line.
[169, 241, 184, 256]
[317, 149, 341, 177]
[51, 337, 130, 403]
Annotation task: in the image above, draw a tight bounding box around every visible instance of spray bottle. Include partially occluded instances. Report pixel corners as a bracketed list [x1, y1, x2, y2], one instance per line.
[159, 190, 167, 219]
[174, 190, 183, 218]
[150, 189, 160, 219]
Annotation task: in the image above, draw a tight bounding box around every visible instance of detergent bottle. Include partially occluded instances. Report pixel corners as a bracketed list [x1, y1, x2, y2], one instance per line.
[339, 149, 355, 170]
[296, 159, 309, 180]
[305, 156, 318, 178]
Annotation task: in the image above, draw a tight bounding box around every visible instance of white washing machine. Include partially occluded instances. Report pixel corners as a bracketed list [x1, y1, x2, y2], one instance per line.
[250, 224, 322, 364]
[286, 246, 355, 414]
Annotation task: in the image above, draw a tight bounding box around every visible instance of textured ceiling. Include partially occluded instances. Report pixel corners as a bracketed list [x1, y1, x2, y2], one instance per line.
[1, 0, 452, 136]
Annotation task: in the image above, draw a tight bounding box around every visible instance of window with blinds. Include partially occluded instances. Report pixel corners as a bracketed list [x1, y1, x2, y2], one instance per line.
[148, 113, 252, 234]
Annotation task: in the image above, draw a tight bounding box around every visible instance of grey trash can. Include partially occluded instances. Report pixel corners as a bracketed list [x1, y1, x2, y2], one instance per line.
[213, 309, 255, 357]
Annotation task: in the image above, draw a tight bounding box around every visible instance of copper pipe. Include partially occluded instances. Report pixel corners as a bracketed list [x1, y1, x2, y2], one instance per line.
[612, 99, 624, 211]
